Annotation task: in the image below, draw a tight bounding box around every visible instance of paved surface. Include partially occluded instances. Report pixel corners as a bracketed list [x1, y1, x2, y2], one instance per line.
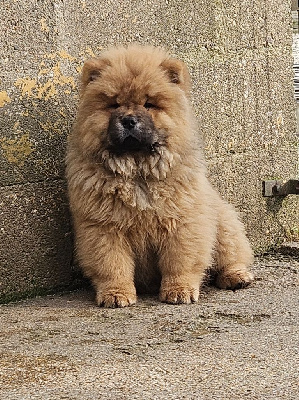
[0, 254, 298, 400]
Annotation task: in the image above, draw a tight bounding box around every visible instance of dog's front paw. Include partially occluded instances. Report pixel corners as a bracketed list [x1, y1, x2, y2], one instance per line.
[159, 285, 199, 305]
[215, 268, 254, 290]
[96, 290, 137, 308]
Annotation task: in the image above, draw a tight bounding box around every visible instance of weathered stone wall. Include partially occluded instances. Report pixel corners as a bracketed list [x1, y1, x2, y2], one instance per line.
[0, 0, 298, 301]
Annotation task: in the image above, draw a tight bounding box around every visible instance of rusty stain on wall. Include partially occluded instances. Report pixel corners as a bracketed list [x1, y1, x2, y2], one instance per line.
[11, 47, 102, 105]
[58, 50, 76, 62]
[1, 47, 99, 162]
[276, 110, 284, 127]
[85, 48, 96, 57]
[14, 52, 77, 102]
[0, 91, 11, 107]
[0, 134, 35, 166]
[40, 18, 50, 33]
[15, 78, 37, 97]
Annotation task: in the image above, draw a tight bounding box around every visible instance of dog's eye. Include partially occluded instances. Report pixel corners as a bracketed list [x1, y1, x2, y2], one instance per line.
[144, 102, 156, 110]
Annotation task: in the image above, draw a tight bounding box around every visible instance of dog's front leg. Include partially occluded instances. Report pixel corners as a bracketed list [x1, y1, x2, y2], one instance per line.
[158, 225, 213, 305]
[75, 222, 136, 307]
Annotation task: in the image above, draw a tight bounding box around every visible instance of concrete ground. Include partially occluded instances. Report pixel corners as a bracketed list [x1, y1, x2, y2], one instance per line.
[0, 254, 298, 400]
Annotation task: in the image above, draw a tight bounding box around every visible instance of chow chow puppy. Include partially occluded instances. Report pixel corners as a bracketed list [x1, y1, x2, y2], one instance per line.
[66, 45, 253, 307]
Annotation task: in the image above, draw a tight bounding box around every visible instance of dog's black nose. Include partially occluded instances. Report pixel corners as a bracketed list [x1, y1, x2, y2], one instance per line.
[121, 115, 137, 130]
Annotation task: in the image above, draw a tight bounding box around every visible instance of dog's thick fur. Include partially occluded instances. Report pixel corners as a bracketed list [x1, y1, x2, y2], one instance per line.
[66, 45, 253, 307]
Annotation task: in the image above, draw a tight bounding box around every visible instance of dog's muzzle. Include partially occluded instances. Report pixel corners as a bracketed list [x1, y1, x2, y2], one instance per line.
[108, 112, 158, 154]
[120, 115, 144, 151]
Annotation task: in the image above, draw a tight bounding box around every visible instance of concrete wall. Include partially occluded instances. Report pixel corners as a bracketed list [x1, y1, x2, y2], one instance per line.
[0, 0, 298, 301]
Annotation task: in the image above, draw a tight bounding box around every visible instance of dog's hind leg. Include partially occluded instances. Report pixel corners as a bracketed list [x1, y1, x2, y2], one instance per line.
[214, 200, 254, 290]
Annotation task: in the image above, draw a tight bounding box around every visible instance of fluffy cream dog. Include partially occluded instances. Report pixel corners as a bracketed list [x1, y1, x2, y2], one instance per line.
[66, 45, 254, 307]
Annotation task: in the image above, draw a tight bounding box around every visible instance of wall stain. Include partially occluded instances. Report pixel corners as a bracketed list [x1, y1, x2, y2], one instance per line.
[85, 47, 96, 57]
[12, 47, 101, 105]
[13, 121, 20, 130]
[14, 59, 76, 101]
[15, 78, 37, 97]
[40, 17, 50, 33]
[38, 119, 62, 135]
[276, 110, 284, 128]
[58, 50, 76, 62]
[0, 91, 11, 107]
[0, 134, 35, 166]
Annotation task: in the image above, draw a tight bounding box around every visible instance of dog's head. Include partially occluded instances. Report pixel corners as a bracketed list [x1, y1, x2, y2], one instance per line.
[73, 45, 194, 171]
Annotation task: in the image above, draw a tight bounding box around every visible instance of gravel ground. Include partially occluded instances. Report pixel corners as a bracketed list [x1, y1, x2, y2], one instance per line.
[0, 254, 298, 400]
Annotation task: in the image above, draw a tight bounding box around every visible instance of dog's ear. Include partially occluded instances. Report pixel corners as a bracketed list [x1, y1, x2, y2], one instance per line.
[161, 58, 191, 96]
[81, 58, 109, 88]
